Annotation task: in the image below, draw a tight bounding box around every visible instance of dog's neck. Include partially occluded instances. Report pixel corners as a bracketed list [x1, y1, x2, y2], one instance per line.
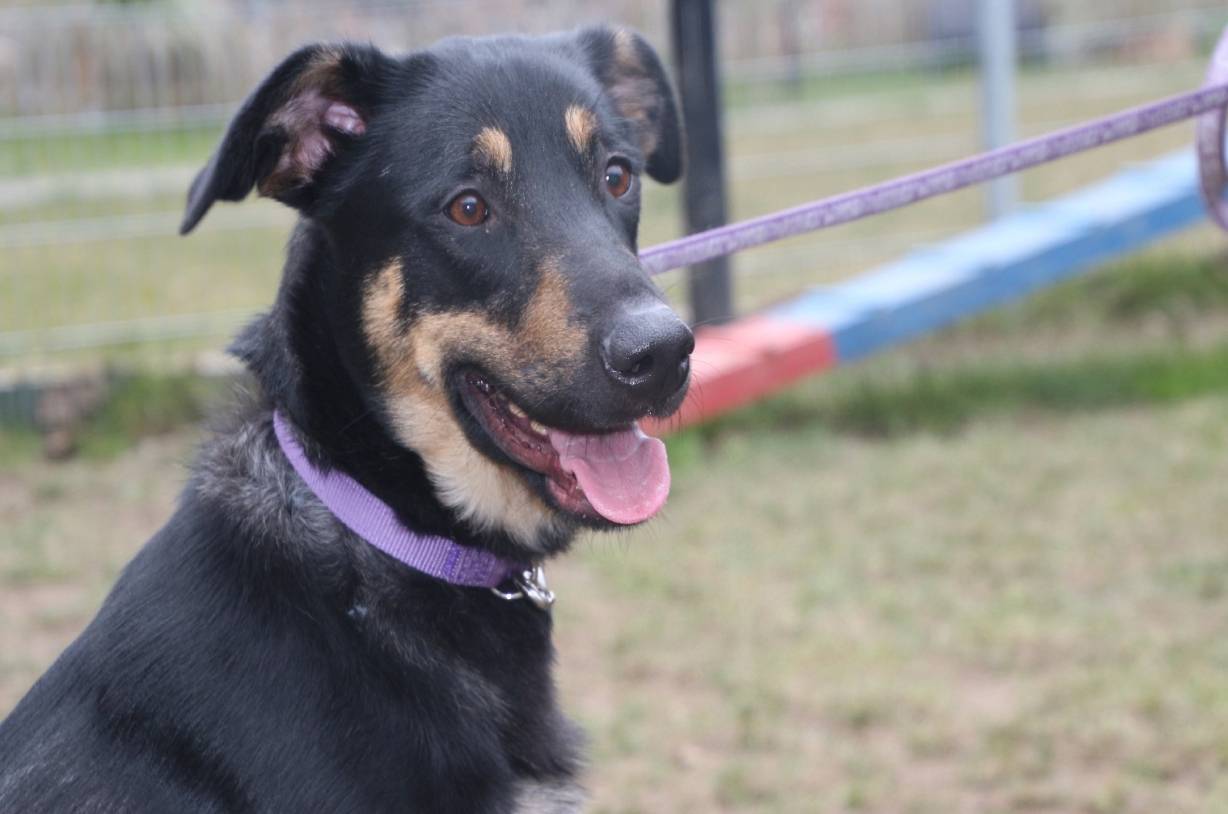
[230, 222, 574, 564]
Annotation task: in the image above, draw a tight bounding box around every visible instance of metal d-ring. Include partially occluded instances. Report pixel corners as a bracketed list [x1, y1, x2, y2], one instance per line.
[1197, 27, 1228, 231]
[491, 565, 555, 610]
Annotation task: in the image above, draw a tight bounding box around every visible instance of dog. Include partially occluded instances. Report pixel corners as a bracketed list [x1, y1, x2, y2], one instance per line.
[0, 25, 691, 812]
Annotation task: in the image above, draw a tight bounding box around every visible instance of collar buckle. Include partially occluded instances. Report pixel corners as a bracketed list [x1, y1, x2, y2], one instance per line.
[491, 565, 555, 610]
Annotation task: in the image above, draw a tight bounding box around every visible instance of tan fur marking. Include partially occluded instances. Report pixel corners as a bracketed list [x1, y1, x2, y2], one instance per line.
[361, 259, 408, 365]
[563, 105, 597, 154]
[521, 259, 585, 362]
[361, 259, 585, 547]
[612, 28, 640, 70]
[473, 127, 513, 175]
[410, 258, 582, 388]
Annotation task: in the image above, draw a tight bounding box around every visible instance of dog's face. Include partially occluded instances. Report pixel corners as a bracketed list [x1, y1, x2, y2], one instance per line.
[183, 28, 692, 549]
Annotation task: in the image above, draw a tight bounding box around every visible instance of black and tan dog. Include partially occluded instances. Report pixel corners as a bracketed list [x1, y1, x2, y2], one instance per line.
[0, 26, 691, 812]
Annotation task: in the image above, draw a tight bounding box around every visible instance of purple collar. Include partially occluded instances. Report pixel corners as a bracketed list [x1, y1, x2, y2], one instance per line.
[272, 410, 527, 591]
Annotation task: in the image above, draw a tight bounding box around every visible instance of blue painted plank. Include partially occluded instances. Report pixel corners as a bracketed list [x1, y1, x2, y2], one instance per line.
[764, 150, 1210, 364]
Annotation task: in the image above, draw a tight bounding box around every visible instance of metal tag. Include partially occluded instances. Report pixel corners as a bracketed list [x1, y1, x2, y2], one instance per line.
[491, 565, 555, 610]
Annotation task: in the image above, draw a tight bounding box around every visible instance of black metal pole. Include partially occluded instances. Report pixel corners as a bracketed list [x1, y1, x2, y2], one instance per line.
[670, 0, 733, 327]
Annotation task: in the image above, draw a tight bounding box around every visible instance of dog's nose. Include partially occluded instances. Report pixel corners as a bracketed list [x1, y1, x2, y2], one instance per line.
[602, 304, 694, 402]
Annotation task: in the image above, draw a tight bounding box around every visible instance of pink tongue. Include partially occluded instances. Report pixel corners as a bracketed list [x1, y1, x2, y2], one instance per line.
[548, 424, 670, 525]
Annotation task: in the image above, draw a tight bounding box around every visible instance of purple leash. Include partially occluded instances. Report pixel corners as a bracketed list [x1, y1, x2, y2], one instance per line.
[640, 24, 1228, 276]
[272, 410, 555, 604]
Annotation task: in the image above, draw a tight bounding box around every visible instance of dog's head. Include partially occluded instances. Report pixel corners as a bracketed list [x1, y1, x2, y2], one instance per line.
[183, 28, 691, 551]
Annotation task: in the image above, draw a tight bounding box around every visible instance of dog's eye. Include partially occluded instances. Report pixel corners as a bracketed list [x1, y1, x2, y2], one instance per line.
[446, 192, 489, 226]
[604, 160, 632, 198]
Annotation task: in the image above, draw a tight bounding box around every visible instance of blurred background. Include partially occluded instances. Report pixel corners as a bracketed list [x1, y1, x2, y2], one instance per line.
[4, 1, 1228, 811]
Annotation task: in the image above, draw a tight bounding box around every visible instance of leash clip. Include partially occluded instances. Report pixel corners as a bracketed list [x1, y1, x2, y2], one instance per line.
[491, 565, 555, 610]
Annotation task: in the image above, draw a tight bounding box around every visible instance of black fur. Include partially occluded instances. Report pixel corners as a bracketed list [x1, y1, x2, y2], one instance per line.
[1, 26, 687, 812]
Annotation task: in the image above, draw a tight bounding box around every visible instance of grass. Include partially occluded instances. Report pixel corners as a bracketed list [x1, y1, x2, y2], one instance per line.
[0, 370, 228, 463]
[697, 341, 1228, 441]
[0, 125, 221, 177]
[6, 383, 1227, 812]
[722, 64, 977, 110]
[975, 249, 1228, 330]
[566, 391, 1228, 812]
[69, 370, 227, 457]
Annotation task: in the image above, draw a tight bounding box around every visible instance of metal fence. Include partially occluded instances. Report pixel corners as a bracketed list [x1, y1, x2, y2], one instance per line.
[2, 0, 1225, 417]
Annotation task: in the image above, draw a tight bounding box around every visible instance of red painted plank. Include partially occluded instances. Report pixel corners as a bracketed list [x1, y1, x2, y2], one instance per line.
[644, 316, 836, 435]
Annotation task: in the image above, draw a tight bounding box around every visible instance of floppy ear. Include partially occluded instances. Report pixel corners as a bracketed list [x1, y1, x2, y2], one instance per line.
[180, 43, 393, 234]
[575, 26, 683, 184]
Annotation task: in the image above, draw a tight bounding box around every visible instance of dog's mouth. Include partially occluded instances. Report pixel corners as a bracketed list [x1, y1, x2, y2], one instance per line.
[456, 371, 670, 525]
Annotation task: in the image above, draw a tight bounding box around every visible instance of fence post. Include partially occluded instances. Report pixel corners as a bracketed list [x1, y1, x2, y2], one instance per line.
[671, 0, 733, 327]
[978, 0, 1019, 219]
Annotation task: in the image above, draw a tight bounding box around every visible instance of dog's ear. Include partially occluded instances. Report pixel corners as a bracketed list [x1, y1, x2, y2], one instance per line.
[575, 26, 683, 184]
[180, 43, 394, 234]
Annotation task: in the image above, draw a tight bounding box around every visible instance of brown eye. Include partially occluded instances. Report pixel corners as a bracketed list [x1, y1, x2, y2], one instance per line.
[447, 192, 489, 226]
[604, 160, 632, 198]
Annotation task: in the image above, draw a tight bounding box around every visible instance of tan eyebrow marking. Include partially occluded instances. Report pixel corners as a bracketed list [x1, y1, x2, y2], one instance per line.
[563, 105, 598, 154]
[472, 126, 513, 175]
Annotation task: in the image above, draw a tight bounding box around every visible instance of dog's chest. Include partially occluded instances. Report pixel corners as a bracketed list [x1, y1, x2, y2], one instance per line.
[355, 590, 584, 797]
[511, 778, 588, 813]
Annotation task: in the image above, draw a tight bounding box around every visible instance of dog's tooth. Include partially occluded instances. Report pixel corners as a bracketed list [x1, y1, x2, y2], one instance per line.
[508, 402, 527, 418]
[529, 420, 548, 435]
